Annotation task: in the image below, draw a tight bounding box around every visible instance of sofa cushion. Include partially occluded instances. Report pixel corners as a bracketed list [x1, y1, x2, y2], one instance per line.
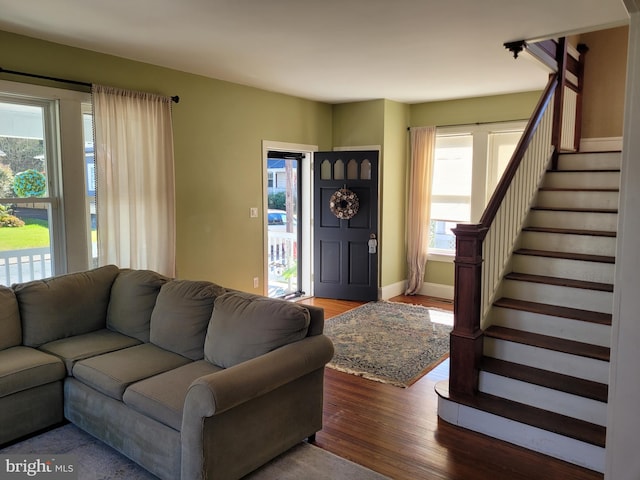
[0, 346, 65, 397]
[14, 265, 120, 348]
[72, 343, 191, 401]
[39, 328, 142, 375]
[123, 360, 222, 431]
[107, 269, 169, 342]
[204, 292, 310, 368]
[0, 286, 21, 350]
[150, 280, 226, 360]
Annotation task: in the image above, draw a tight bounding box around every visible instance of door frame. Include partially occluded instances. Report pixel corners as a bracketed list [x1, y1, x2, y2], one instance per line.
[262, 140, 317, 297]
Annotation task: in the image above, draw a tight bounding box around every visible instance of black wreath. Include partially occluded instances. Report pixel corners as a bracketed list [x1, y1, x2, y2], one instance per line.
[329, 188, 359, 219]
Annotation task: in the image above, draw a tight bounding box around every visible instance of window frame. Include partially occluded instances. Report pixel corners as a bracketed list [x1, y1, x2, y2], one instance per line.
[428, 120, 526, 261]
[0, 79, 93, 275]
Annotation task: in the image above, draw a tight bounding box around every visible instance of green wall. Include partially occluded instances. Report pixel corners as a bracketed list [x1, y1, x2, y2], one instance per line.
[1, 28, 543, 295]
[381, 100, 410, 287]
[411, 90, 542, 127]
[411, 90, 541, 288]
[331, 99, 410, 291]
[1, 30, 332, 291]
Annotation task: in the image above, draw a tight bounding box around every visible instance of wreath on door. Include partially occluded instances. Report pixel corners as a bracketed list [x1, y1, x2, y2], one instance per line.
[329, 188, 359, 219]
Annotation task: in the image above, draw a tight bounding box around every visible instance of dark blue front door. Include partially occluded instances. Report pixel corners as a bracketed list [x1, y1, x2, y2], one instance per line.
[313, 151, 379, 301]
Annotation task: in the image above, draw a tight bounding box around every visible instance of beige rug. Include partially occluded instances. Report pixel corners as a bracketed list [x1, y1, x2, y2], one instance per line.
[324, 301, 453, 387]
[1, 424, 389, 479]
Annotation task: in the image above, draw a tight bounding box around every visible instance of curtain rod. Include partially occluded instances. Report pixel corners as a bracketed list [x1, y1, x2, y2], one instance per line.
[407, 118, 529, 131]
[0, 67, 180, 103]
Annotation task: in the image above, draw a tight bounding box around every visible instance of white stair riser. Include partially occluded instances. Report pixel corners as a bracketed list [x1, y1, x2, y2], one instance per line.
[536, 190, 619, 210]
[512, 254, 615, 284]
[479, 372, 607, 426]
[437, 394, 606, 473]
[488, 307, 611, 347]
[528, 209, 618, 231]
[483, 337, 609, 384]
[502, 279, 613, 314]
[543, 171, 620, 189]
[520, 231, 616, 256]
[557, 152, 621, 171]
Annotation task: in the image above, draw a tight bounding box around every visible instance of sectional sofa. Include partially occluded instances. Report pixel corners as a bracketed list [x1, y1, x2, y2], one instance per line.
[0, 265, 333, 480]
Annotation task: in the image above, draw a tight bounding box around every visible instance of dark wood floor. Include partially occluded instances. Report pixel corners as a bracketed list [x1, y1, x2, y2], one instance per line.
[299, 295, 603, 480]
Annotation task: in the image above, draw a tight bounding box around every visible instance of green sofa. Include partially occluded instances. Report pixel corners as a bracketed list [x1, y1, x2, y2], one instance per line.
[0, 265, 333, 480]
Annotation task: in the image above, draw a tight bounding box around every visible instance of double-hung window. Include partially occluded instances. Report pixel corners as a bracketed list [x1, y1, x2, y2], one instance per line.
[0, 80, 94, 286]
[428, 121, 526, 258]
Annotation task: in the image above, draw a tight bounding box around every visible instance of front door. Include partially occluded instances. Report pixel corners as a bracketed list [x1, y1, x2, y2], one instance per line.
[313, 151, 379, 301]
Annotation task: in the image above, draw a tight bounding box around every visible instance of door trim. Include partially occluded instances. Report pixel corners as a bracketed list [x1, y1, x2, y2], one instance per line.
[262, 140, 317, 297]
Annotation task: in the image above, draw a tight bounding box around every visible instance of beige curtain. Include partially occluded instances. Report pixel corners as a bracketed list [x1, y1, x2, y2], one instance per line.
[406, 126, 436, 295]
[92, 85, 176, 277]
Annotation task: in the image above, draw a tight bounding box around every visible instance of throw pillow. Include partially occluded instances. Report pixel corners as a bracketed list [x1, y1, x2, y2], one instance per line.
[204, 291, 310, 369]
[150, 279, 226, 360]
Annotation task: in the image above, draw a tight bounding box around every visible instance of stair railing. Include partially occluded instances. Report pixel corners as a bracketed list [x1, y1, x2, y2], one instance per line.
[448, 34, 589, 396]
[449, 74, 558, 396]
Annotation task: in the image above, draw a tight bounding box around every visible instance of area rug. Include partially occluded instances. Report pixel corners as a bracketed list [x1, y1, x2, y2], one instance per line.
[324, 301, 453, 387]
[0, 424, 389, 480]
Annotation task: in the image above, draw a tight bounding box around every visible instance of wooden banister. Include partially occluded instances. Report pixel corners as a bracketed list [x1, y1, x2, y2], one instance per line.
[551, 38, 568, 170]
[480, 74, 558, 227]
[449, 36, 588, 397]
[449, 74, 559, 397]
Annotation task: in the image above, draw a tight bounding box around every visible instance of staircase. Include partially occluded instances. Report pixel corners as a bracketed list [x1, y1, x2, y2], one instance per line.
[437, 151, 620, 473]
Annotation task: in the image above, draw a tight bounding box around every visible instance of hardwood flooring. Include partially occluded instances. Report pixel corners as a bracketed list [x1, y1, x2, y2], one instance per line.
[299, 295, 603, 480]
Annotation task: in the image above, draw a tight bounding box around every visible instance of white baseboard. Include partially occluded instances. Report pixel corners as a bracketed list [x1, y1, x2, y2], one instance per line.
[380, 281, 454, 301]
[580, 137, 623, 152]
[418, 282, 454, 301]
[379, 281, 406, 300]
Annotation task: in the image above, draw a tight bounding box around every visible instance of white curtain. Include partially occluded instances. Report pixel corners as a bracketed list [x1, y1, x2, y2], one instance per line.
[406, 126, 436, 295]
[92, 85, 176, 277]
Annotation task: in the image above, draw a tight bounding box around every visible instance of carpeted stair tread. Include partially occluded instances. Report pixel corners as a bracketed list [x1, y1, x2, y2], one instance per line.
[531, 206, 618, 214]
[493, 297, 612, 325]
[522, 226, 617, 237]
[484, 325, 610, 361]
[481, 357, 608, 402]
[503, 272, 614, 292]
[514, 248, 615, 264]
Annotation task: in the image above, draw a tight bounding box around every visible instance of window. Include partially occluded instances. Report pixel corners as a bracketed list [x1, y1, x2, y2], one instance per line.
[0, 80, 93, 285]
[428, 122, 525, 258]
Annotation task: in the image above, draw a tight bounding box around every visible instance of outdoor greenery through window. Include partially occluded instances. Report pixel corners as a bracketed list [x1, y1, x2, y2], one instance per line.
[429, 122, 525, 257]
[0, 82, 93, 286]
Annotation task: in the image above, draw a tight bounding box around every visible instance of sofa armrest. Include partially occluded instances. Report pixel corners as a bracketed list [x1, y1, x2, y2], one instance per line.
[183, 334, 333, 418]
[181, 334, 333, 480]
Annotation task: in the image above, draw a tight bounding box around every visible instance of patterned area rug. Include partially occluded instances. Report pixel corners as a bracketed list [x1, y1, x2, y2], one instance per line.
[324, 301, 453, 387]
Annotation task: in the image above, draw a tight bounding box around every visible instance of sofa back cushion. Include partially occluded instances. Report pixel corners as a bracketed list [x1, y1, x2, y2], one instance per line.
[14, 265, 120, 347]
[107, 269, 169, 342]
[204, 291, 310, 369]
[150, 280, 226, 360]
[0, 286, 21, 350]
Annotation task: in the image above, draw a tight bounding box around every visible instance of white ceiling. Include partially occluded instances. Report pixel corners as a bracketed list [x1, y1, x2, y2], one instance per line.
[0, 0, 630, 104]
